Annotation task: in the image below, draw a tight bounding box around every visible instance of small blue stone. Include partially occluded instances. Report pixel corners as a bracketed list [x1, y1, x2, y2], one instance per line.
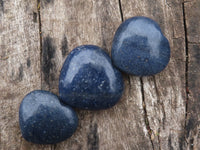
[111, 16, 170, 76]
[19, 90, 78, 144]
[59, 45, 124, 110]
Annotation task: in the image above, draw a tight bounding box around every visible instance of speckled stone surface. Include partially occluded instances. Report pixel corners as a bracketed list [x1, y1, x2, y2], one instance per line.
[59, 45, 124, 110]
[19, 90, 78, 144]
[111, 16, 170, 76]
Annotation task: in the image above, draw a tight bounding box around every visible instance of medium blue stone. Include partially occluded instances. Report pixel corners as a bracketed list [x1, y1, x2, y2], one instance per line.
[59, 45, 124, 110]
[111, 16, 170, 76]
[19, 90, 78, 144]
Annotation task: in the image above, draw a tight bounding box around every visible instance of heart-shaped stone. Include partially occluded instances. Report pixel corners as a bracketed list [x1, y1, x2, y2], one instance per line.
[111, 16, 170, 76]
[19, 90, 78, 144]
[59, 45, 124, 110]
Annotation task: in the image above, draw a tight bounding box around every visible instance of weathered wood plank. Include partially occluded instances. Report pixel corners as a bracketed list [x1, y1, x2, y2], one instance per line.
[1, 0, 200, 149]
[40, 0, 152, 150]
[0, 0, 43, 150]
[184, 0, 200, 149]
[120, 0, 186, 149]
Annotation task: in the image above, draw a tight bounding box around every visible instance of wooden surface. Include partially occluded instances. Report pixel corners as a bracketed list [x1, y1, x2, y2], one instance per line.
[0, 0, 199, 149]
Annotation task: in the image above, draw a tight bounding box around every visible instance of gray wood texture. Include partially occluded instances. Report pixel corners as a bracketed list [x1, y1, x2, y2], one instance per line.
[0, 0, 199, 149]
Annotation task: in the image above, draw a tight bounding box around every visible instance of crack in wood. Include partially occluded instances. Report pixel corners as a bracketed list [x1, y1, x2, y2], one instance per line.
[118, 0, 132, 96]
[118, 0, 124, 22]
[36, 1, 56, 150]
[118, 1, 154, 149]
[140, 77, 155, 150]
[157, 128, 161, 150]
[182, 0, 189, 143]
[37, 0, 43, 88]
[153, 76, 162, 150]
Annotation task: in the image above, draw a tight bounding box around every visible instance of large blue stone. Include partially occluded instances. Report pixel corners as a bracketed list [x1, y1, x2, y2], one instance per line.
[111, 16, 170, 76]
[59, 45, 124, 110]
[19, 90, 78, 144]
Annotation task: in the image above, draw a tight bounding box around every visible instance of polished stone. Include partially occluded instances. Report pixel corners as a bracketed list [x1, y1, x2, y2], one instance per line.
[19, 90, 78, 144]
[111, 16, 170, 76]
[59, 45, 124, 110]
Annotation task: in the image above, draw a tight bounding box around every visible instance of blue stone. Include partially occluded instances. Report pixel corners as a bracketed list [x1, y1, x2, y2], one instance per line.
[59, 45, 124, 110]
[19, 90, 78, 144]
[111, 16, 170, 76]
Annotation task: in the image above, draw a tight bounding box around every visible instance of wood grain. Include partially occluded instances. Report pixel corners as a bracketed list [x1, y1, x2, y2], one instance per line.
[120, 0, 186, 149]
[0, 0, 41, 149]
[39, 0, 151, 149]
[184, 0, 200, 149]
[0, 0, 199, 149]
